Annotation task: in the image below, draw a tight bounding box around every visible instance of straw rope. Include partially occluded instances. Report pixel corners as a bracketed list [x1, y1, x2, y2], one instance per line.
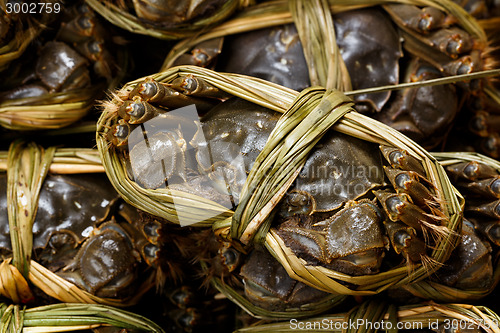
[0, 302, 165, 333]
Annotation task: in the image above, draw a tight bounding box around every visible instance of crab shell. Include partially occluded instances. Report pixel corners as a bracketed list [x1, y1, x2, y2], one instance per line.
[239, 248, 331, 312]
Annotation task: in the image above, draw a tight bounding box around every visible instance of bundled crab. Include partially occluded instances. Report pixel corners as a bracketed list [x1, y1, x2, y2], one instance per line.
[162, 0, 500, 157]
[85, 0, 248, 40]
[96, 66, 464, 318]
[0, 1, 125, 130]
[0, 142, 160, 307]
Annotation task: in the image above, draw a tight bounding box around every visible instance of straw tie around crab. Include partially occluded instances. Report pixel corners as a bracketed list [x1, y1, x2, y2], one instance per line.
[0, 142, 151, 307]
[231, 87, 353, 244]
[96, 65, 465, 296]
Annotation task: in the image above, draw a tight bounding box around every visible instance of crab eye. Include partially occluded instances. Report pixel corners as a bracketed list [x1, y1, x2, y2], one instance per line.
[114, 124, 129, 140]
[470, 114, 486, 133]
[170, 287, 193, 308]
[176, 309, 198, 330]
[143, 222, 160, 239]
[89, 40, 103, 56]
[491, 178, 500, 195]
[463, 162, 479, 179]
[143, 243, 159, 259]
[482, 136, 497, 154]
[77, 15, 93, 31]
[127, 101, 145, 118]
[219, 247, 241, 272]
[182, 77, 197, 92]
[457, 61, 471, 75]
[489, 224, 500, 244]
[394, 230, 411, 247]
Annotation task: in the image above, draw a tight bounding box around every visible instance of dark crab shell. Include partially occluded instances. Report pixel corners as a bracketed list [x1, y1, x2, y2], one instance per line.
[164, 0, 498, 155]
[219, 7, 402, 110]
[0, 173, 117, 254]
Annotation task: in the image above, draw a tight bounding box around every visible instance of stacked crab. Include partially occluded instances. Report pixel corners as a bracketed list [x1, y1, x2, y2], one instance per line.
[1, 0, 500, 332]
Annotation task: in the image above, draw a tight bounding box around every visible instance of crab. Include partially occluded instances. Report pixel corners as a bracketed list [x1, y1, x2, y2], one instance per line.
[169, 3, 500, 155]
[437, 159, 500, 291]
[107, 74, 453, 291]
[0, 173, 157, 300]
[0, 2, 119, 102]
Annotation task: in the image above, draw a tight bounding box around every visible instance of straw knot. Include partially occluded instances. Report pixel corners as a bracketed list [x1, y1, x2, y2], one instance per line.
[231, 87, 354, 245]
[2, 141, 55, 305]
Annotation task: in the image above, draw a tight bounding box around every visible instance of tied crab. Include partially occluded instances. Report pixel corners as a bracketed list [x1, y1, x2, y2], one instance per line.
[104, 74, 455, 293]
[0, 173, 157, 300]
[169, 2, 500, 155]
[180, 228, 341, 316]
[85, 0, 242, 40]
[0, 2, 120, 104]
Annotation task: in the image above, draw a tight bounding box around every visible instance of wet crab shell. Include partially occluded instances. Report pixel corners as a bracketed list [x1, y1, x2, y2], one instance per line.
[0, 172, 156, 301]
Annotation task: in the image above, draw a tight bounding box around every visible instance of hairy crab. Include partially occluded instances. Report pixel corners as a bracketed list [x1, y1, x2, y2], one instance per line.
[100, 71, 458, 301]
[85, 0, 242, 40]
[396, 154, 500, 302]
[0, 1, 124, 130]
[0, 173, 156, 301]
[168, 2, 500, 155]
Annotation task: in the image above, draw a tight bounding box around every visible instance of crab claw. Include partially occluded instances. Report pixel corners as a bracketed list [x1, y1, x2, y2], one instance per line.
[465, 176, 500, 199]
[384, 167, 435, 207]
[130, 78, 216, 112]
[380, 146, 426, 176]
[445, 161, 499, 182]
[384, 220, 426, 263]
[374, 190, 445, 236]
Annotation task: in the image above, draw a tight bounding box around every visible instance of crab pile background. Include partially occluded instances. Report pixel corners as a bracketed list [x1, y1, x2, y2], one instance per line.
[2, 0, 500, 332]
